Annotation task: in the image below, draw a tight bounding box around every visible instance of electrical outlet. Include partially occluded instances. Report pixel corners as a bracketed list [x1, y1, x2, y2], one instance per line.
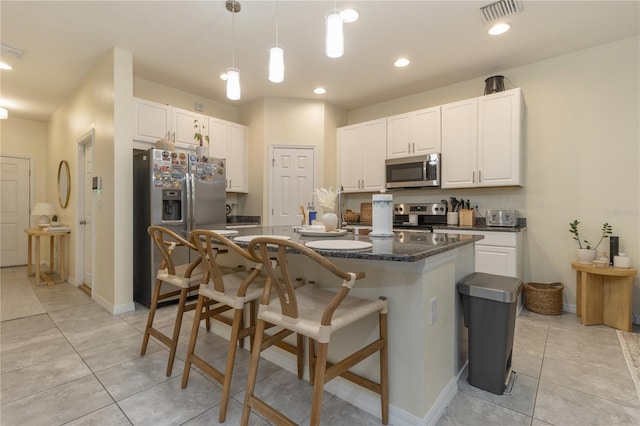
[429, 297, 437, 324]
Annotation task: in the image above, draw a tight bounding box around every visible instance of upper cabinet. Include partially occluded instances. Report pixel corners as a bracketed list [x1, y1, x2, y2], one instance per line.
[133, 98, 208, 151]
[442, 88, 522, 189]
[386, 106, 441, 159]
[172, 107, 209, 148]
[338, 119, 386, 193]
[133, 97, 249, 193]
[209, 117, 248, 193]
[133, 98, 171, 143]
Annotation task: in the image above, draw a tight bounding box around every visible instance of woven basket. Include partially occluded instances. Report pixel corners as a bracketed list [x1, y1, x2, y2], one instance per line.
[524, 282, 564, 315]
[342, 210, 360, 224]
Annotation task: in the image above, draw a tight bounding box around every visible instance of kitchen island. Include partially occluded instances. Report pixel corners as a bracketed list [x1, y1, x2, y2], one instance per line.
[213, 226, 481, 424]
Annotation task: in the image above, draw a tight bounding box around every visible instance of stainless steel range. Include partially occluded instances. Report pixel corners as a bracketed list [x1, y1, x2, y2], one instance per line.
[393, 202, 447, 231]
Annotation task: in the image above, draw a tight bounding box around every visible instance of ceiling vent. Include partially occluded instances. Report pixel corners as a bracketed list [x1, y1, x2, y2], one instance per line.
[480, 0, 522, 24]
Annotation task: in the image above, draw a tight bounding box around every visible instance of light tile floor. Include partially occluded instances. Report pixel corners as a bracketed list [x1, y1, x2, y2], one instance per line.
[1, 266, 639, 425]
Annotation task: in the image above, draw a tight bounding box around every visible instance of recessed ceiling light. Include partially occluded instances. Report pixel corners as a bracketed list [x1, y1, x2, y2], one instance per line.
[488, 23, 510, 35]
[340, 9, 359, 23]
[314, 87, 326, 95]
[220, 72, 228, 81]
[0, 62, 12, 70]
[394, 58, 410, 68]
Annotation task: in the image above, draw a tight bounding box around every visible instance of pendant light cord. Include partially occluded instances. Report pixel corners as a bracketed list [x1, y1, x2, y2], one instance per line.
[275, 0, 279, 46]
[232, 1, 236, 69]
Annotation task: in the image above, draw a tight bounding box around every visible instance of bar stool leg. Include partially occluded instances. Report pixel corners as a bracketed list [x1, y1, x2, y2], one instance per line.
[166, 287, 189, 376]
[219, 308, 244, 422]
[310, 342, 329, 426]
[141, 280, 163, 355]
[241, 319, 267, 426]
[182, 294, 206, 388]
[380, 310, 389, 424]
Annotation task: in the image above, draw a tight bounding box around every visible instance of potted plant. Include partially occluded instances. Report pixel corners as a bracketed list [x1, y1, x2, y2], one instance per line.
[569, 220, 612, 263]
[193, 119, 209, 157]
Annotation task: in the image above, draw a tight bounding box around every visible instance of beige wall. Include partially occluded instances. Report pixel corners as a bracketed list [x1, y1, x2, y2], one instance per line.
[238, 98, 347, 223]
[0, 117, 48, 212]
[47, 47, 134, 313]
[345, 36, 640, 315]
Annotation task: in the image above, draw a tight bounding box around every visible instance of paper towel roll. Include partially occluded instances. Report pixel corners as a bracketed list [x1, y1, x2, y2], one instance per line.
[371, 194, 393, 236]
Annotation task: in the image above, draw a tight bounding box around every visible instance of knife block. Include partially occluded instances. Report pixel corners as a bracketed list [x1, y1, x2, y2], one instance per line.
[459, 209, 474, 226]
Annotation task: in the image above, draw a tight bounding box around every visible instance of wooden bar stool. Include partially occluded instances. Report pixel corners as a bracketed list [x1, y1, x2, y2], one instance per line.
[140, 225, 208, 376]
[242, 237, 389, 426]
[183, 230, 304, 423]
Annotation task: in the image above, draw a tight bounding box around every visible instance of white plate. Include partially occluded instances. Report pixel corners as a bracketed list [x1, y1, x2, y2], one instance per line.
[206, 229, 239, 236]
[234, 235, 291, 243]
[305, 240, 372, 251]
[298, 229, 348, 237]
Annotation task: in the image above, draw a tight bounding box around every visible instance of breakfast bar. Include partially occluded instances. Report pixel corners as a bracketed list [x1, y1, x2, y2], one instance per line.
[215, 226, 481, 423]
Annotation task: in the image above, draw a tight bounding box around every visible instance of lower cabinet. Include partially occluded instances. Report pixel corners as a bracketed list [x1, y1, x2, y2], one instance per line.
[433, 229, 524, 280]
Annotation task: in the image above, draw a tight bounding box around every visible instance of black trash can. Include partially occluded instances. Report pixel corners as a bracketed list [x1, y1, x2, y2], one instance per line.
[458, 272, 522, 395]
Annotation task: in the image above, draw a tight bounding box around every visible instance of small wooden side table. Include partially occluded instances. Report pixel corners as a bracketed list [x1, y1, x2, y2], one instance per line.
[572, 261, 637, 331]
[24, 227, 71, 285]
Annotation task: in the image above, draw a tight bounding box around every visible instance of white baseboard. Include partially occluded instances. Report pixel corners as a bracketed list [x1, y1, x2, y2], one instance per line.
[92, 291, 135, 315]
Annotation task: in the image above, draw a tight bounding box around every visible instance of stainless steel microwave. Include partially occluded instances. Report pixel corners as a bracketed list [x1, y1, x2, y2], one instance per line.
[385, 154, 441, 189]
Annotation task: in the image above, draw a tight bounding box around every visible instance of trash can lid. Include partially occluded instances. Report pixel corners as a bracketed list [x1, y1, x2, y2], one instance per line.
[458, 272, 522, 303]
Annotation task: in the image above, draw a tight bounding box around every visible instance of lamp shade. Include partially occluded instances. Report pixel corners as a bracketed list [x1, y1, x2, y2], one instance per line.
[325, 9, 344, 58]
[268, 46, 284, 83]
[32, 203, 57, 227]
[226, 68, 241, 100]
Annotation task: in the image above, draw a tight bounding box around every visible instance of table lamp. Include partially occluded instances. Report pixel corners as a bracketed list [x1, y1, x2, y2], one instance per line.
[32, 203, 57, 227]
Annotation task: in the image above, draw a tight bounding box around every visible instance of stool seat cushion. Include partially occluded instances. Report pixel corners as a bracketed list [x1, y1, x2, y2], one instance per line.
[258, 284, 387, 344]
[157, 263, 205, 288]
[198, 270, 266, 309]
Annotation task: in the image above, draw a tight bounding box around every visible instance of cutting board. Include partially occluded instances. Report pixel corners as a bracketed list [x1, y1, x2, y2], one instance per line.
[360, 203, 372, 224]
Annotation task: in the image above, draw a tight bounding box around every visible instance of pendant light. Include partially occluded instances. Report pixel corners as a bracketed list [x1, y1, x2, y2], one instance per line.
[268, 0, 284, 83]
[325, 7, 344, 58]
[225, 0, 241, 100]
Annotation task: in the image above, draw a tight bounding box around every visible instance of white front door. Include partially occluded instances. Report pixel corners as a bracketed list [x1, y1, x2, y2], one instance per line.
[1, 156, 31, 266]
[82, 144, 93, 287]
[270, 147, 315, 227]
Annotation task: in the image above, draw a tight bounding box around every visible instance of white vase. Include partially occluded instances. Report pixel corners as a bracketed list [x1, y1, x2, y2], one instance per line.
[576, 248, 597, 264]
[195, 146, 207, 157]
[321, 212, 339, 232]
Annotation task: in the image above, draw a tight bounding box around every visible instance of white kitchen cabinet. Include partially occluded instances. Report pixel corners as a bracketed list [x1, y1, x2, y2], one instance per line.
[338, 119, 386, 193]
[386, 106, 441, 159]
[209, 117, 248, 193]
[433, 229, 524, 280]
[172, 107, 208, 150]
[441, 88, 522, 189]
[133, 98, 171, 144]
[133, 98, 208, 152]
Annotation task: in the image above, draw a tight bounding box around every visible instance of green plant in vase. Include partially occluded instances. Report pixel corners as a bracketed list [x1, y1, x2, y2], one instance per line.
[193, 119, 209, 147]
[569, 220, 612, 263]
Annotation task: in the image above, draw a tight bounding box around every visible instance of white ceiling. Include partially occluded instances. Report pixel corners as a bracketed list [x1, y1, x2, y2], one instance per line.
[2, 1, 639, 122]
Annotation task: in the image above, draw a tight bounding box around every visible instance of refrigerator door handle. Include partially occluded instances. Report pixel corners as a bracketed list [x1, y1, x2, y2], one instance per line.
[185, 173, 192, 232]
[190, 173, 196, 231]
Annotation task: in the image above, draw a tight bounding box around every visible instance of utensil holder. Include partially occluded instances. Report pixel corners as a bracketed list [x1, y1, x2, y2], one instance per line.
[459, 209, 474, 226]
[447, 212, 459, 225]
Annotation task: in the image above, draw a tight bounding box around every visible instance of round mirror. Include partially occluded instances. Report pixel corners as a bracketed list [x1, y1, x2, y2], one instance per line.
[57, 160, 70, 209]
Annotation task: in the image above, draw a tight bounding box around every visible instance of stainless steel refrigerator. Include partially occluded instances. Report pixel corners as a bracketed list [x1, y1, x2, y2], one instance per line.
[133, 148, 226, 307]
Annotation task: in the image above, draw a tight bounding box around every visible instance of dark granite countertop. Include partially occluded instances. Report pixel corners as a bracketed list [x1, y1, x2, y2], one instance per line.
[227, 226, 482, 262]
[226, 215, 261, 226]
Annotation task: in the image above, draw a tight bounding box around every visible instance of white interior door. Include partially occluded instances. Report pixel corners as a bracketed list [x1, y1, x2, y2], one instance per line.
[271, 147, 315, 227]
[1, 156, 30, 266]
[82, 144, 93, 287]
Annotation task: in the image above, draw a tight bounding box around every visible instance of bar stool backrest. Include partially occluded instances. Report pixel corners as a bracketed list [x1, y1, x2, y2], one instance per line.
[147, 225, 201, 278]
[248, 237, 365, 326]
